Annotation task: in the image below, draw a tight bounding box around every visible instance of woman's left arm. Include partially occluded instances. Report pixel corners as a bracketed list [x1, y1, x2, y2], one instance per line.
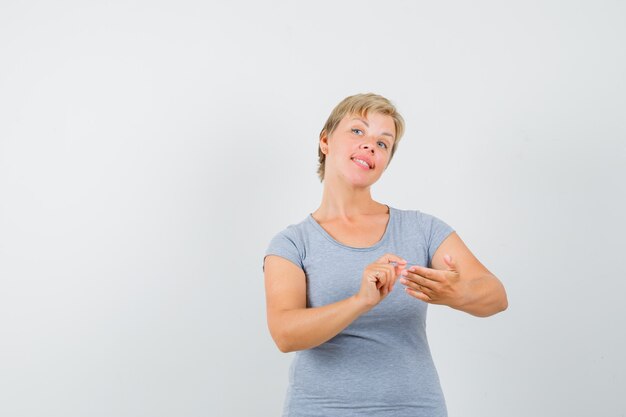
[400, 232, 508, 317]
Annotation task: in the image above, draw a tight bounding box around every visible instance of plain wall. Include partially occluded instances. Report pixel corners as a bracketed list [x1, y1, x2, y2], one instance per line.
[1, 1, 625, 416]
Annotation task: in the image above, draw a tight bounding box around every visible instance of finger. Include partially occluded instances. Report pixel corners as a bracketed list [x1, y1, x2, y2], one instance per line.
[390, 260, 410, 292]
[371, 268, 388, 290]
[400, 276, 434, 297]
[385, 267, 396, 293]
[393, 262, 408, 277]
[390, 260, 408, 272]
[367, 270, 380, 285]
[376, 253, 408, 266]
[390, 272, 399, 292]
[401, 270, 438, 292]
[443, 254, 458, 272]
[374, 264, 396, 293]
[380, 283, 389, 298]
[372, 254, 407, 291]
[389, 263, 404, 293]
[407, 265, 444, 283]
[405, 287, 433, 303]
[384, 265, 395, 293]
[373, 272, 383, 290]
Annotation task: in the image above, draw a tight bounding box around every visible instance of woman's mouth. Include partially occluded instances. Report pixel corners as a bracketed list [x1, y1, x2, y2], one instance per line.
[352, 158, 372, 170]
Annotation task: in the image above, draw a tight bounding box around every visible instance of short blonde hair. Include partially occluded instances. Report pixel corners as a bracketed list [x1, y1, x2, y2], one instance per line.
[317, 93, 405, 182]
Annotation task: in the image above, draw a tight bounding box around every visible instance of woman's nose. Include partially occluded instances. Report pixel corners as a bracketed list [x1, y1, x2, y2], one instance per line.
[360, 142, 376, 153]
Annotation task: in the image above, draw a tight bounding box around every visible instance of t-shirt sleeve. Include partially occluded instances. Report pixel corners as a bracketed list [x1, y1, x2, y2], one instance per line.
[263, 229, 304, 272]
[418, 211, 455, 268]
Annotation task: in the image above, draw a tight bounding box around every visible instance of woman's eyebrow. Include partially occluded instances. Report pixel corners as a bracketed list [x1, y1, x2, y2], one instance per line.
[351, 117, 395, 139]
[351, 117, 369, 127]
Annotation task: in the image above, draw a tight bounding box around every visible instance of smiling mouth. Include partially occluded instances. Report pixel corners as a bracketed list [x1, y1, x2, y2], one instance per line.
[352, 158, 372, 169]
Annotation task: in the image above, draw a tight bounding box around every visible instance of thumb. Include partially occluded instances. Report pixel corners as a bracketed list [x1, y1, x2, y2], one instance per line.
[443, 254, 457, 271]
[376, 253, 408, 265]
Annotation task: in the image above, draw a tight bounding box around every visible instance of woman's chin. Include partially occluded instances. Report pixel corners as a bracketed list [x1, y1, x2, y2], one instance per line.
[344, 172, 378, 188]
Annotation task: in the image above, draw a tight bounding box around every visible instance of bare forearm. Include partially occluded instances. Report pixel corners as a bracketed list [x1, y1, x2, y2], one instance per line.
[274, 295, 371, 352]
[455, 274, 508, 317]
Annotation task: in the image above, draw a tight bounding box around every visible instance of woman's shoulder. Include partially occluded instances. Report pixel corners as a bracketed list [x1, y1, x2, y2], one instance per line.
[264, 215, 312, 271]
[391, 205, 427, 222]
[391, 206, 453, 231]
[391, 204, 442, 216]
[267, 213, 313, 243]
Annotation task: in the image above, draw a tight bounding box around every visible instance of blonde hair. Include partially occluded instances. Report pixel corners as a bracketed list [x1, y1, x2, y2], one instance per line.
[317, 93, 405, 182]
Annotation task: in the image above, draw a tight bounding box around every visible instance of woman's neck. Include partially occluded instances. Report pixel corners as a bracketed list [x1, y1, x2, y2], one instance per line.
[312, 177, 386, 221]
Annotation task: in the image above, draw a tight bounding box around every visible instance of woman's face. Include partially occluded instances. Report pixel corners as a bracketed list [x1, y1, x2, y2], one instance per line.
[321, 112, 396, 187]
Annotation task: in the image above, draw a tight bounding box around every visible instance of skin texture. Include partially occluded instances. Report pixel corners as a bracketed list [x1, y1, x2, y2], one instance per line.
[401, 234, 508, 317]
[264, 111, 508, 353]
[319, 112, 395, 191]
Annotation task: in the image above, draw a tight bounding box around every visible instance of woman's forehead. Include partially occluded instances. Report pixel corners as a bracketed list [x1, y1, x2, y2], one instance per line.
[343, 111, 393, 124]
[342, 112, 396, 136]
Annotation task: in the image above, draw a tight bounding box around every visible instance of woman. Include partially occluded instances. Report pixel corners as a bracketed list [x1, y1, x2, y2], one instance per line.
[263, 93, 508, 417]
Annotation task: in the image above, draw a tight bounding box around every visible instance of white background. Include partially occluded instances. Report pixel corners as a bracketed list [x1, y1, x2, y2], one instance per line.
[1, 1, 625, 416]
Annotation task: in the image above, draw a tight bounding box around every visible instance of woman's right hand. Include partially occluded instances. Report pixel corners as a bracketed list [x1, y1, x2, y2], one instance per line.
[355, 253, 408, 309]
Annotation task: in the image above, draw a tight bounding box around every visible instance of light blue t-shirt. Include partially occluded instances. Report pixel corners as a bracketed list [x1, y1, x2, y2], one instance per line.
[263, 206, 455, 417]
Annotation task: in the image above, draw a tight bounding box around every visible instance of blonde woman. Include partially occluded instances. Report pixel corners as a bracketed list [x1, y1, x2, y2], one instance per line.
[263, 93, 508, 417]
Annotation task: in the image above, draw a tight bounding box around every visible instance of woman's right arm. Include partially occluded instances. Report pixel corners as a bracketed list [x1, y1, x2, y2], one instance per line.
[263, 254, 406, 353]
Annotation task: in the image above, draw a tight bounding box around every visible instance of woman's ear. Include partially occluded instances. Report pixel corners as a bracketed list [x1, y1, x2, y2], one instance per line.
[319, 132, 329, 155]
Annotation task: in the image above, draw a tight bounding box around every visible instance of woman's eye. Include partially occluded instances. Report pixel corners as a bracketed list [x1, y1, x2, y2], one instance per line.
[378, 141, 388, 149]
[351, 128, 363, 135]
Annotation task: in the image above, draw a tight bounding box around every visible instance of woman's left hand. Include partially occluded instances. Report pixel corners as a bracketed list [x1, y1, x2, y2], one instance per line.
[400, 254, 468, 308]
